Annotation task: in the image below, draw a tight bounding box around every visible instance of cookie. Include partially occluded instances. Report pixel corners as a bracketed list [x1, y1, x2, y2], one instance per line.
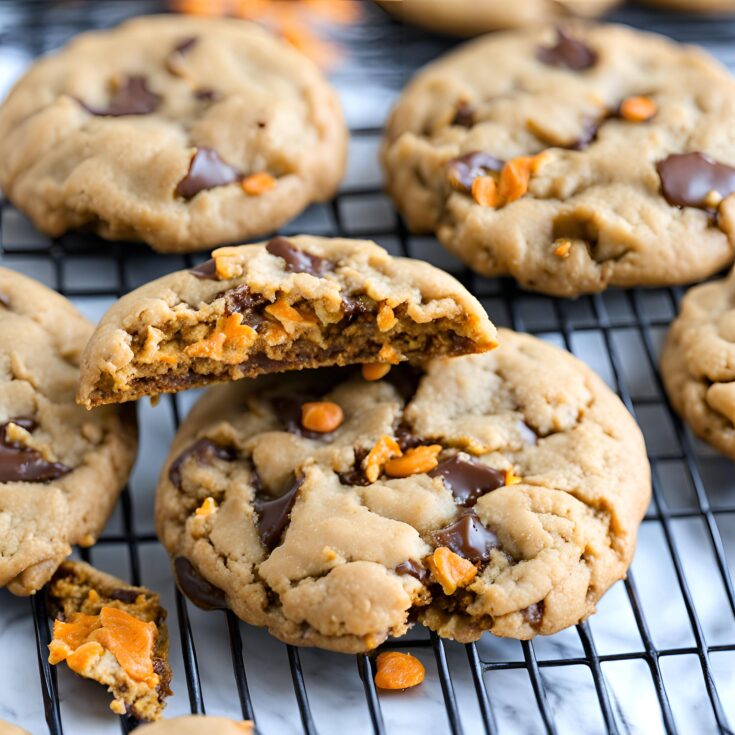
[375, 0, 618, 36]
[382, 23, 735, 297]
[77, 236, 497, 408]
[47, 560, 172, 721]
[661, 267, 735, 459]
[642, 0, 735, 10]
[0, 269, 137, 596]
[156, 329, 650, 652]
[0, 15, 346, 253]
[0, 722, 29, 735]
[137, 717, 253, 735]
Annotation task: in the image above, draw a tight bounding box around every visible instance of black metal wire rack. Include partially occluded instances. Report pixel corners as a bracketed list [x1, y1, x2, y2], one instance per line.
[0, 1, 734, 734]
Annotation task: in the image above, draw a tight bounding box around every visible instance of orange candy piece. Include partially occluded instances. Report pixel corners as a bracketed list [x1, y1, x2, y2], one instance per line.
[185, 314, 257, 362]
[301, 401, 344, 433]
[364, 434, 402, 483]
[374, 651, 426, 690]
[362, 363, 391, 381]
[619, 96, 656, 123]
[427, 547, 478, 595]
[384, 445, 442, 478]
[241, 171, 277, 196]
[471, 154, 546, 209]
[471, 176, 500, 208]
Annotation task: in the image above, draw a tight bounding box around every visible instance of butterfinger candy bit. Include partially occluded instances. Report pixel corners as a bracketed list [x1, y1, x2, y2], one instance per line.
[384, 445, 442, 477]
[471, 175, 500, 208]
[427, 546, 478, 595]
[374, 651, 425, 690]
[364, 434, 402, 483]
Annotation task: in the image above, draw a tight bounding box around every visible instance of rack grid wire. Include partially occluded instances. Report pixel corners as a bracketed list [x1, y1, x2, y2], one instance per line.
[0, 1, 733, 734]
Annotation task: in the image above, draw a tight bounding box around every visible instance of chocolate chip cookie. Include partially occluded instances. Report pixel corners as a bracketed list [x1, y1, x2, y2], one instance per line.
[375, 0, 618, 36]
[77, 236, 497, 408]
[382, 23, 735, 296]
[47, 560, 172, 721]
[0, 722, 29, 735]
[0, 15, 346, 252]
[156, 329, 650, 652]
[0, 269, 137, 596]
[661, 267, 735, 459]
[642, 0, 735, 10]
[137, 717, 253, 734]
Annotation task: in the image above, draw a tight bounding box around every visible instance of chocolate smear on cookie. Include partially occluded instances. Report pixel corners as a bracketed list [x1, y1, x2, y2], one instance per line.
[266, 237, 332, 277]
[433, 511, 499, 563]
[176, 147, 241, 199]
[254, 476, 302, 551]
[656, 152, 735, 211]
[174, 557, 228, 610]
[189, 259, 218, 280]
[168, 438, 236, 490]
[447, 151, 503, 193]
[83, 75, 161, 117]
[522, 601, 545, 628]
[0, 418, 71, 483]
[429, 455, 505, 507]
[395, 559, 429, 581]
[537, 29, 597, 71]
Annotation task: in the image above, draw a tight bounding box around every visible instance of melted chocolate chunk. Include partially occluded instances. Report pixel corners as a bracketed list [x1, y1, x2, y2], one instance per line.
[385, 364, 423, 404]
[173, 557, 228, 610]
[0, 292, 10, 309]
[452, 101, 475, 128]
[395, 559, 429, 581]
[83, 76, 161, 117]
[656, 152, 735, 210]
[537, 29, 597, 71]
[265, 237, 332, 277]
[341, 295, 370, 324]
[254, 477, 302, 551]
[522, 601, 545, 627]
[175, 147, 241, 199]
[429, 455, 505, 507]
[223, 286, 265, 324]
[168, 438, 236, 490]
[394, 422, 424, 451]
[433, 511, 499, 563]
[567, 116, 603, 151]
[189, 259, 218, 280]
[338, 448, 370, 486]
[110, 588, 140, 604]
[0, 418, 72, 483]
[447, 151, 504, 192]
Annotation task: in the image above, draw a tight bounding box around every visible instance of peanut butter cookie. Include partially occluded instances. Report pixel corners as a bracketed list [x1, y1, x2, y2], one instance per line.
[137, 717, 253, 734]
[77, 236, 497, 408]
[156, 329, 650, 652]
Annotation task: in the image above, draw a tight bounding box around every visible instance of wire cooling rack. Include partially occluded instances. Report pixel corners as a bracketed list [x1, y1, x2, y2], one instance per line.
[0, 1, 733, 734]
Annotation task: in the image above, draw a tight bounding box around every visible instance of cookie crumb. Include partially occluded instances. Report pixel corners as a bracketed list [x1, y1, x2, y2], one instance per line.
[553, 240, 572, 258]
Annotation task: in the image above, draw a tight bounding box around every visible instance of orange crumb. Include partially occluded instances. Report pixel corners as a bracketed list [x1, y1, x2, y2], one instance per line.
[241, 171, 277, 196]
[554, 240, 571, 258]
[185, 314, 257, 362]
[364, 434, 402, 483]
[504, 468, 522, 486]
[619, 96, 656, 123]
[362, 363, 391, 381]
[374, 651, 425, 690]
[301, 401, 344, 433]
[376, 303, 398, 332]
[195, 496, 217, 516]
[377, 344, 401, 364]
[384, 445, 442, 478]
[427, 547, 477, 595]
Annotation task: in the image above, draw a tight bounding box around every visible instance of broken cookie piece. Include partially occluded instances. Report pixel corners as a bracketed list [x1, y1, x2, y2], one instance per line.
[77, 236, 497, 408]
[47, 561, 172, 721]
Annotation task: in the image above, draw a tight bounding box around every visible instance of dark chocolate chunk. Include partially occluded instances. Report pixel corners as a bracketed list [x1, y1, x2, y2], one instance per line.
[452, 101, 475, 128]
[537, 29, 597, 71]
[385, 364, 423, 404]
[656, 152, 735, 210]
[394, 422, 424, 451]
[0, 292, 10, 309]
[168, 438, 236, 490]
[175, 147, 241, 199]
[0, 418, 72, 483]
[338, 448, 370, 487]
[567, 116, 603, 152]
[433, 511, 499, 563]
[395, 559, 429, 582]
[341, 295, 370, 324]
[254, 477, 302, 551]
[265, 237, 332, 277]
[109, 588, 140, 604]
[522, 600, 545, 627]
[429, 455, 505, 507]
[82, 75, 161, 117]
[173, 557, 228, 610]
[223, 285, 265, 319]
[447, 151, 504, 192]
[189, 259, 218, 280]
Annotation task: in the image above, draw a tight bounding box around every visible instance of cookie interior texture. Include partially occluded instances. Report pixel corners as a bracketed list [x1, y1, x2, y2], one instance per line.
[46, 560, 172, 721]
[374, 0, 619, 36]
[382, 22, 735, 296]
[661, 266, 735, 459]
[0, 268, 137, 596]
[156, 329, 650, 653]
[77, 236, 497, 408]
[136, 716, 253, 734]
[0, 15, 347, 252]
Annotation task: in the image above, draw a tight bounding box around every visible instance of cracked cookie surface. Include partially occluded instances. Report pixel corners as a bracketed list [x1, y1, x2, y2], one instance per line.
[382, 23, 735, 296]
[77, 235, 497, 408]
[375, 0, 619, 36]
[156, 329, 650, 652]
[47, 560, 172, 721]
[0, 269, 137, 595]
[661, 266, 735, 459]
[0, 15, 346, 252]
